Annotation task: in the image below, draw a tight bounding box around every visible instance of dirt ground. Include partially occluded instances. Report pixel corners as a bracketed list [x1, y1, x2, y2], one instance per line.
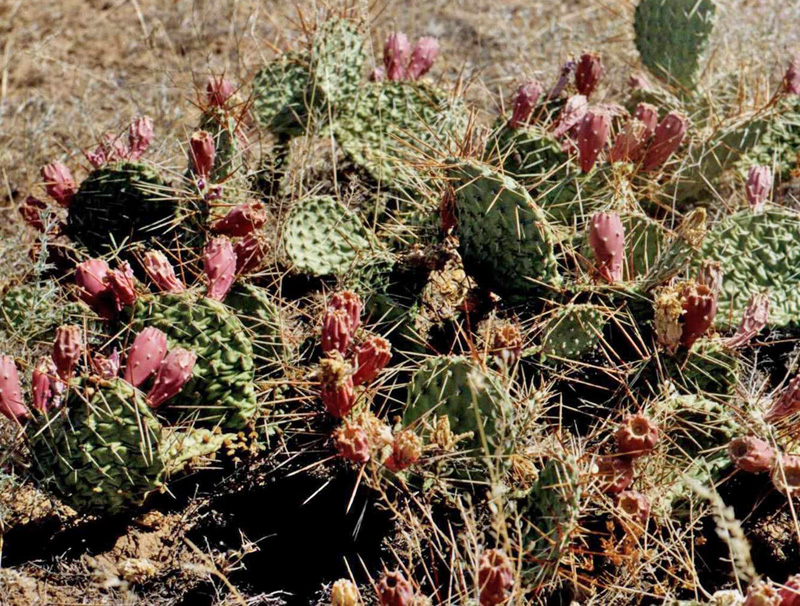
[3, 0, 800, 604]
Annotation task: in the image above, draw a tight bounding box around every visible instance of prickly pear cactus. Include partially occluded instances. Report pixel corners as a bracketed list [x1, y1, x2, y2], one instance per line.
[489, 122, 566, 182]
[633, 0, 717, 89]
[334, 82, 467, 188]
[582, 214, 667, 280]
[252, 54, 312, 137]
[282, 195, 382, 278]
[540, 304, 607, 361]
[128, 292, 257, 428]
[403, 356, 513, 456]
[224, 283, 292, 378]
[68, 161, 179, 256]
[740, 97, 800, 180]
[448, 160, 561, 302]
[27, 377, 165, 515]
[198, 108, 248, 188]
[694, 207, 800, 327]
[309, 18, 365, 107]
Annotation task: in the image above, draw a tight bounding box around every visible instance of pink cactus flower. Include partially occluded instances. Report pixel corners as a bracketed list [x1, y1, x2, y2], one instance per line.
[609, 119, 649, 164]
[574, 52, 604, 98]
[85, 132, 129, 168]
[728, 436, 775, 473]
[642, 111, 688, 171]
[766, 374, 800, 421]
[329, 291, 362, 334]
[509, 80, 543, 128]
[384, 430, 422, 472]
[745, 165, 773, 212]
[549, 58, 577, 99]
[106, 262, 137, 309]
[551, 94, 588, 140]
[727, 292, 770, 349]
[743, 580, 781, 606]
[633, 102, 659, 137]
[32, 356, 62, 412]
[75, 258, 118, 318]
[143, 251, 185, 293]
[234, 232, 269, 275]
[203, 237, 237, 302]
[377, 570, 415, 606]
[596, 455, 635, 494]
[477, 549, 515, 606]
[589, 212, 625, 282]
[147, 347, 197, 408]
[53, 325, 83, 381]
[0, 355, 28, 422]
[383, 32, 411, 82]
[92, 350, 121, 380]
[41, 162, 76, 208]
[19, 196, 49, 233]
[680, 283, 717, 349]
[406, 36, 439, 80]
[210, 200, 267, 237]
[616, 414, 659, 457]
[124, 327, 168, 388]
[189, 130, 216, 179]
[320, 354, 355, 419]
[352, 336, 392, 386]
[321, 308, 353, 355]
[206, 75, 235, 107]
[333, 422, 371, 463]
[128, 116, 154, 161]
[618, 490, 650, 525]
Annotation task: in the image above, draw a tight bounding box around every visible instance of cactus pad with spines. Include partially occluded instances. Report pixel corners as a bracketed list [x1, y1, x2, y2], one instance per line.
[540, 304, 607, 361]
[448, 160, 561, 302]
[68, 161, 179, 256]
[128, 292, 257, 428]
[694, 207, 800, 328]
[252, 54, 312, 137]
[633, 0, 717, 89]
[310, 18, 365, 107]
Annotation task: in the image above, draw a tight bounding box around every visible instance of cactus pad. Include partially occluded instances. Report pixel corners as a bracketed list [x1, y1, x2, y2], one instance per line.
[540, 304, 607, 361]
[252, 54, 312, 137]
[310, 18, 365, 107]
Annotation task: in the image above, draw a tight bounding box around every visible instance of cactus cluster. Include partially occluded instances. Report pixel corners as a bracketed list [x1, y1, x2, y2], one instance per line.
[9, 6, 800, 605]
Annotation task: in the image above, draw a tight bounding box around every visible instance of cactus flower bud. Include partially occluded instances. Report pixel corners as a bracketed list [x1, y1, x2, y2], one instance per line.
[143, 251, 185, 293]
[106, 262, 137, 308]
[778, 575, 800, 605]
[322, 308, 353, 355]
[124, 327, 168, 388]
[369, 66, 386, 82]
[377, 570, 415, 606]
[549, 58, 577, 99]
[574, 51, 604, 97]
[32, 356, 62, 412]
[784, 54, 800, 95]
[406, 36, 439, 80]
[147, 347, 197, 408]
[234, 232, 269, 275]
[384, 430, 422, 472]
[128, 116, 154, 161]
[85, 133, 128, 168]
[696, 260, 722, 296]
[203, 237, 237, 302]
[642, 111, 688, 171]
[618, 490, 650, 525]
[616, 414, 659, 456]
[352, 337, 392, 386]
[329, 291, 362, 334]
[478, 549, 514, 606]
[728, 436, 775, 473]
[0, 355, 27, 421]
[681, 283, 717, 349]
[331, 579, 360, 606]
[92, 350, 121, 379]
[589, 212, 625, 282]
[190, 130, 216, 179]
[206, 75, 235, 107]
[509, 80, 543, 128]
[333, 421, 371, 463]
[766, 374, 800, 421]
[609, 119, 649, 164]
[771, 454, 800, 498]
[383, 32, 411, 82]
[746, 165, 773, 212]
[320, 353, 355, 418]
[75, 257, 117, 318]
[53, 325, 83, 381]
[41, 162, 76, 208]
[743, 580, 781, 606]
[19, 196, 49, 233]
[727, 292, 770, 349]
[210, 200, 267, 237]
[596, 455, 634, 494]
[633, 103, 659, 138]
[551, 94, 588, 140]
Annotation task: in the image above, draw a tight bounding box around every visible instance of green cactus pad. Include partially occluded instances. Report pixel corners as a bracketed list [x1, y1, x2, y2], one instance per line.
[310, 18, 365, 107]
[28, 377, 165, 515]
[68, 161, 179, 256]
[252, 54, 312, 137]
[403, 356, 513, 455]
[128, 292, 257, 429]
[224, 283, 292, 378]
[282, 195, 380, 277]
[198, 107, 248, 189]
[740, 96, 800, 180]
[540, 304, 607, 361]
[694, 207, 800, 328]
[334, 82, 468, 187]
[448, 160, 561, 302]
[634, 0, 717, 89]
